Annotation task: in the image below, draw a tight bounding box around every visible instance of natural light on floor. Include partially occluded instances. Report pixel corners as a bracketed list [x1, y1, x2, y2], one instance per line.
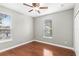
[43, 49, 53, 56]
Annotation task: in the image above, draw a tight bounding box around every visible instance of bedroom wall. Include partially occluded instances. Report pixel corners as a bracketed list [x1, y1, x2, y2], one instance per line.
[34, 9, 73, 48]
[74, 3, 79, 56]
[0, 5, 33, 50]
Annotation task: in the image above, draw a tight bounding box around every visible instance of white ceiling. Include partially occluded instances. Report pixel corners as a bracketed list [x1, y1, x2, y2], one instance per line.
[0, 3, 74, 17]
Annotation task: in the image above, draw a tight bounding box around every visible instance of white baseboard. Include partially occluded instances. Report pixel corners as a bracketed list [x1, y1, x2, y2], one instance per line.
[0, 40, 34, 53]
[33, 40, 74, 51]
[0, 40, 74, 53]
[74, 50, 79, 56]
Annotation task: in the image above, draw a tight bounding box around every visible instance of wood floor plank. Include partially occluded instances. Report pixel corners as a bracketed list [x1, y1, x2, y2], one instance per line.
[0, 41, 76, 56]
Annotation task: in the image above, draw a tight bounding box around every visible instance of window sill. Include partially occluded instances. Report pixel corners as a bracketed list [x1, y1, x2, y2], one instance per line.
[0, 39, 12, 43]
[43, 36, 53, 39]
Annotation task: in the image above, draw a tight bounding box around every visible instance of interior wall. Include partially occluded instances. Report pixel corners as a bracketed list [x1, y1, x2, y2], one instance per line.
[74, 3, 79, 56]
[34, 9, 73, 48]
[0, 5, 33, 50]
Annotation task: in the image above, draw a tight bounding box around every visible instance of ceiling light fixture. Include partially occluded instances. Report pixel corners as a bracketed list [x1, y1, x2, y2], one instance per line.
[23, 3, 48, 14]
[33, 7, 39, 11]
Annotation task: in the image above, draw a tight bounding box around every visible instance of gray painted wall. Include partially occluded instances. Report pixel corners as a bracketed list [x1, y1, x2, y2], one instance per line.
[74, 4, 79, 55]
[0, 5, 33, 50]
[34, 9, 73, 47]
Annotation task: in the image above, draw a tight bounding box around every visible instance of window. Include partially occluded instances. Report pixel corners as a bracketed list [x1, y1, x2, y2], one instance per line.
[0, 13, 12, 42]
[43, 19, 52, 38]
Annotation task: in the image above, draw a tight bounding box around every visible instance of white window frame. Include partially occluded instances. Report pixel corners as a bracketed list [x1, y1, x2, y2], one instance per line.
[0, 11, 12, 43]
[43, 19, 53, 39]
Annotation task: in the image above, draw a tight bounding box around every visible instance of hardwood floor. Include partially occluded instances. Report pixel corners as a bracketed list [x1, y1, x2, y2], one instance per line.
[0, 41, 76, 56]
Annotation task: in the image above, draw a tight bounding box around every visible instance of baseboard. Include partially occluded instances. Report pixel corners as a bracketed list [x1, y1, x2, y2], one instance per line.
[74, 50, 79, 56]
[33, 40, 74, 51]
[0, 40, 74, 53]
[0, 40, 34, 53]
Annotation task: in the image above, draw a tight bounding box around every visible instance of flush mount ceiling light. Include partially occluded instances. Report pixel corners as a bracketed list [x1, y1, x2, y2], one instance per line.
[23, 3, 48, 14]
